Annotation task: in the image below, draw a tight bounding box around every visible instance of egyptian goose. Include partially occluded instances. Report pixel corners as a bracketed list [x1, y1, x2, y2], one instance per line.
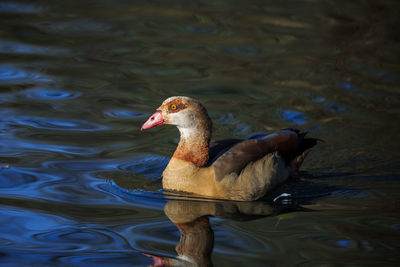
[141, 96, 318, 201]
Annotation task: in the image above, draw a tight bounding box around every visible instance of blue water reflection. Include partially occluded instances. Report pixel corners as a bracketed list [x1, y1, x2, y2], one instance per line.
[0, 206, 152, 266]
[104, 109, 148, 119]
[0, 65, 31, 81]
[16, 116, 108, 131]
[326, 102, 347, 112]
[335, 239, 353, 248]
[0, 65, 51, 83]
[23, 88, 81, 100]
[0, 137, 100, 156]
[280, 110, 307, 125]
[43, 155, 167, 177]
[216, 113, 251, 135]
[342, 83, 353, 90]
[0, 166, 37, 188]
[312, 96, 347, 112]
[99, 182, 166, 210]
[0, 39, 48, 54]
[118, 156, 168, 178]
[0, 2, 42, 14]
[312, 96, 326, 103]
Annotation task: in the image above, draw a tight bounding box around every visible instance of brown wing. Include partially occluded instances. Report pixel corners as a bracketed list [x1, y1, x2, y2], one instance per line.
[212, 129, 300, 181]
[207, 139, 243, 167]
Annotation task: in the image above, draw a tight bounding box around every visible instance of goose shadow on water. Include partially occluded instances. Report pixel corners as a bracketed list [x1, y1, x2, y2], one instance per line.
[132, 179, 342, 267]
[142, 198, 309, 267]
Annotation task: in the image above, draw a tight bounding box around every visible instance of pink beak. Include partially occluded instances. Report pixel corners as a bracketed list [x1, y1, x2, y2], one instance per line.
[141, 110, 164, 130]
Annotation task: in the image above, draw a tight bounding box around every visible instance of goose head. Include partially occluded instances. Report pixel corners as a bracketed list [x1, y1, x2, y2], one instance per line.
[141, 96, 212, 139]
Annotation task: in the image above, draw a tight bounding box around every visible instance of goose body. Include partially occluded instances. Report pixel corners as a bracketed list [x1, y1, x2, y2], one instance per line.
[142, 96, 318, 201]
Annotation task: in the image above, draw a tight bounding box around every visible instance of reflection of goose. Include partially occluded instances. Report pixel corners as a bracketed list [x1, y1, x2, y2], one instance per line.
[144, 215, 213, 267]
[142, 96, 319, 200]
[145, 199, 306, 266]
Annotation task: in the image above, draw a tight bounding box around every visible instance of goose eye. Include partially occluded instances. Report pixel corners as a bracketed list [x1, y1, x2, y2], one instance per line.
[170, 104, 177, 110]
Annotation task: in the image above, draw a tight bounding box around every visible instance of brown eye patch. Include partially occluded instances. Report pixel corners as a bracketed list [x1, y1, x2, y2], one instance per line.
[167, 99, 187, 113]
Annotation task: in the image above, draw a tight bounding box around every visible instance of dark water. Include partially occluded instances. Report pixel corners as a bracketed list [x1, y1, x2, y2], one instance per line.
[1, 0, 399, 265]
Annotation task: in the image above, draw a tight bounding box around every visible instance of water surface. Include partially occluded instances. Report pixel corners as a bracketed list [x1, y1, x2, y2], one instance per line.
[0, 0, 399, 265]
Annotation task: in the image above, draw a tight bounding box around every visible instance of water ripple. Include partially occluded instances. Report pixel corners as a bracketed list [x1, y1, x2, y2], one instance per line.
[104, 109, 148, 119]
[0, 207, 148, 265]
[326, 102, 347, 113]
[0, 39, 48, 54]
[312, 96, 347, 113]
[23, 88, 81, 100]
[0, 2, 42, 14]
[215, 113, 251, 135]
[56, 253, 150, 266]
[0, 66, 31, 81]
[0, 166, 37, 188]
[278, 110, 307, 125]
[0, 167, 71, 200]
[118, 155, 168, 178]
[17, 116, 108, 131]
[0, 93, 12, 104]
[0, 65, 52, 84]
[37, 20, 119, 36]
[213, 224, 272, 256]
[42, 155, 167, 178]
[98, 182, 166, 211]
[33, 228, 119, 251]
[0, 137, 100, 156]
[222, 45, 259, 57]
[122, 220, 178, 254]
[186, 25, 219, 35]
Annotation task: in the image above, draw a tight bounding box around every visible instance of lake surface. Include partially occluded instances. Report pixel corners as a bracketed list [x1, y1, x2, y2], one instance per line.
[0, 0, 399, 265]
